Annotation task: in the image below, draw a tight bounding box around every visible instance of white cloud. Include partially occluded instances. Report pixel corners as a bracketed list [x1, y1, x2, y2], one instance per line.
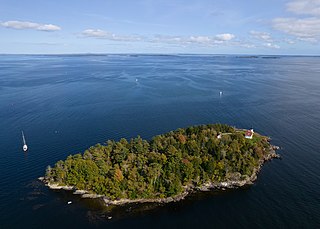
[284, 38, 296, 44]
[152, 35, 181, 42]
[82, 29, 108, 38]
[264, 43, 280, 49]
[249, 31, 282, 49]
[273, 17, 320, 42]
[287, 0, 320, 16]
[242, 44, 256, 48]
[273, 0, 320, 43]
[189, 36, 211, 43]
[250, 31, 273, 42]
[0, 20, 61, 31]
[83, 31, 235, 46]
[81, 29, 142, 41]
[151, 33, 235, 46]
[37, 24, 61, 31]
[215, 33, 235, 41]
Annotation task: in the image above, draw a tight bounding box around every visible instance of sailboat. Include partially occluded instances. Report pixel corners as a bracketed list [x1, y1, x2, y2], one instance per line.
[22, 131, 28, 152]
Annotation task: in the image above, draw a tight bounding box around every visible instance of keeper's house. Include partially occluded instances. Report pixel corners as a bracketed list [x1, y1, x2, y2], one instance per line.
[245, 129, 254, 139]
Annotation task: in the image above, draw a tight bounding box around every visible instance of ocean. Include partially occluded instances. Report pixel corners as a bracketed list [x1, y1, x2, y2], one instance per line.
[0, 54, 319, 228]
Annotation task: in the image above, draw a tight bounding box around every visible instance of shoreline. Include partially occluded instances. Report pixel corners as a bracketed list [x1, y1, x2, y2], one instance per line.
[40, 146, 280, 206]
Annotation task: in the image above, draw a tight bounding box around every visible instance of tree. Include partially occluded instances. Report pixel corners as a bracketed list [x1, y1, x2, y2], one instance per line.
[45, 124, 272, 200]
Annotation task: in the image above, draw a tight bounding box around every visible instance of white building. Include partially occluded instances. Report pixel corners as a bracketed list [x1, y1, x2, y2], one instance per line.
[245, 129, 254, 139]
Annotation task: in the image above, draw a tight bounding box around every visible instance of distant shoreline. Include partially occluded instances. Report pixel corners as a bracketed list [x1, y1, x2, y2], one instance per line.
[1, 53, 320, 57]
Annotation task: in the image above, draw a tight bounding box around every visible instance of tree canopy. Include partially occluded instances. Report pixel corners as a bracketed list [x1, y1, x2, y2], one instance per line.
[45, 124, 272, 200]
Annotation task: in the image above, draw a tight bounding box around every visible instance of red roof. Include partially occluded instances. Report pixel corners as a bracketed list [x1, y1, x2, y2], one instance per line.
[245, 130, 253, 136]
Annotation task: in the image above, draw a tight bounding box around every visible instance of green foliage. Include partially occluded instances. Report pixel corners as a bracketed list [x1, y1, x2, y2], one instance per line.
[45, 124, 271, 200]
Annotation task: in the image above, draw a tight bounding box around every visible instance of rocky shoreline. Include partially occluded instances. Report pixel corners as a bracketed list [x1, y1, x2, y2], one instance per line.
[40, 146, 280, 206]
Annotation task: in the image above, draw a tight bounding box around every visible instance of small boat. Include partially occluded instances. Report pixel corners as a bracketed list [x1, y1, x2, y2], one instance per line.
[22, 131, 28, 152]
[67, 201, 72, 205]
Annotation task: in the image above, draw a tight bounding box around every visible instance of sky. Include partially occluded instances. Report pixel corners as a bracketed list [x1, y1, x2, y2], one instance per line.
[0, 0, 320, 55]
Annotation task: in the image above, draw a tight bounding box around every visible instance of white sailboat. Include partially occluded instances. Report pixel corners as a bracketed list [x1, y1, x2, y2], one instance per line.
[22, 131, 28, 152]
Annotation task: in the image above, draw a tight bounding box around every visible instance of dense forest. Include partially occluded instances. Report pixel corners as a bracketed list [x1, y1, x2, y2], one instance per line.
[44, 124, 273, 200]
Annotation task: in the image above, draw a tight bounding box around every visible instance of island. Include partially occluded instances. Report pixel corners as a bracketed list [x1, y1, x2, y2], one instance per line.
[42, 124, 280, 205]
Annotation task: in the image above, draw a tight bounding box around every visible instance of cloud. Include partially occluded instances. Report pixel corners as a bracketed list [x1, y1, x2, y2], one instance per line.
[151, 35, 183, 43]
[273, 0, 320, 43]
[284, 38, 296, 44]
[151, 33, 235, 46]
[189, 36, 211, 43]
[249, 31, 282, 49]
[264, 43, 280, 49]
[82, 29, 108, 38]
[81, 29, 142, 41]
[215, 33, 235, 41]
[273, 17, 320, 42]
[250, 31, 273, 42]
[287, 0, 320, 16]
[0, 20, 61, 31]
[82, 29, 236, 46]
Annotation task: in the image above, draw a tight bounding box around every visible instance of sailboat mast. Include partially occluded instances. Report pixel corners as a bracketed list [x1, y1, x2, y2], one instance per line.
[22, 131, 26, 145]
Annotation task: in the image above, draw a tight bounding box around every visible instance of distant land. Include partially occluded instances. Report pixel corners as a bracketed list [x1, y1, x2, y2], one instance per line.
[1, 53, 320, 57]
[42, 124, 280, 205]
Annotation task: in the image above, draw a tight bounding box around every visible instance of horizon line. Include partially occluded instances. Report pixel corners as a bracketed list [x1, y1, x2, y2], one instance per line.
[1, 53, 320, 57]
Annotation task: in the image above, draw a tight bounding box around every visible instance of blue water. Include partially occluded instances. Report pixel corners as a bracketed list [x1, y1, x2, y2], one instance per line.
[0, 54, 319, 228]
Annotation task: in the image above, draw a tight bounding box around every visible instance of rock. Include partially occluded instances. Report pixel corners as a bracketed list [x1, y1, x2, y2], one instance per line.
[82, 193, 103, 198]
[221, 182, 229, 187]
[45, 183, 74, 190]
[73, 190, 88, 195]
[272, 145, 280, 150]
